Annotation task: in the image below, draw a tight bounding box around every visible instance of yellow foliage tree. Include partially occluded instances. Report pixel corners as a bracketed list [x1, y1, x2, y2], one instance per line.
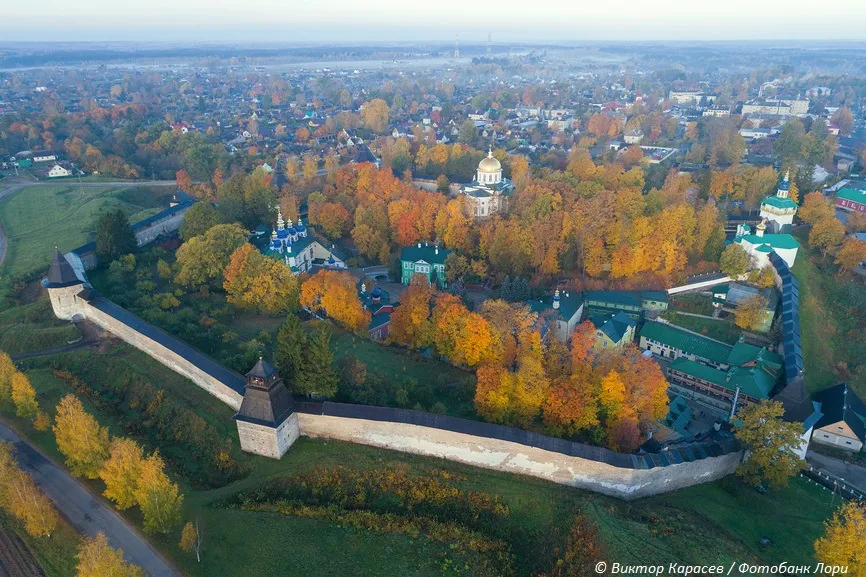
[11, 372, 39, 420]
[175, 223, 249, 288]
[53, 394, 110, 479]
[814, 501, 866, 576]
[0, 441, 58, 538]
[809, 217, 846, 258]
[76, 532, 145, 577]
[835, 239, 866, 273]
[0, 351, 14, 406]
[180, 520, 203, 563]
[99, 437, 144, 510]
[134, 452, 183, 535]
[223, 244, 300, 314]
[360, 98, 390, 133]
[734, 295, 769, 332]
[598, 370, 626, 418]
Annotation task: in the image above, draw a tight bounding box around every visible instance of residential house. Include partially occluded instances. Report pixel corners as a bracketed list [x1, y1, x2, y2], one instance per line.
[836, 187, 866, 214]
[624, 129, 644, 144]
[668, 91, 704, 106]
[590, 311, 636, 351]
[400, 242, 451, 288]
[352, 144, 381, 168]
[811, 383, 866, 452]
[741, 98, 809, 117]
[31, 150, 58, 163]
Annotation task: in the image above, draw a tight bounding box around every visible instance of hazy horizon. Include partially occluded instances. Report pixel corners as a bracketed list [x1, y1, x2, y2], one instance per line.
[3, 0, 866, 43]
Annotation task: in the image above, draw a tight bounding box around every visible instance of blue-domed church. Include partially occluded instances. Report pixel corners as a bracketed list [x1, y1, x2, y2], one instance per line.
[264, 208, 346, 275]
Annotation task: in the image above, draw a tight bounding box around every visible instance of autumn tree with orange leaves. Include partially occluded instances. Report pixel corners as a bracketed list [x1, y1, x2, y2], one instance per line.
[300, 270, 371, 334]
[431, 294, 499, 368]
[388, 276, 434, 349]
[223, 244, 300, 314]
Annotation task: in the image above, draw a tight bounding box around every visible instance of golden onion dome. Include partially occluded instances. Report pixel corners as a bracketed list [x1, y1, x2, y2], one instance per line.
[478, 151, 501, 173]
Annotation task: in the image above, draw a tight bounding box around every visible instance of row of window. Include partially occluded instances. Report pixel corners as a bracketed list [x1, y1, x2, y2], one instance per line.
[838, 199, 866, 212]
[402, 262, 443, 271]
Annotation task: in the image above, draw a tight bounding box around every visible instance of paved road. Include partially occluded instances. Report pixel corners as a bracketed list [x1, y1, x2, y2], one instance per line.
[0, 419, 180, 577]
[0, 179, 177, 269]
[807, 450, 866, 493]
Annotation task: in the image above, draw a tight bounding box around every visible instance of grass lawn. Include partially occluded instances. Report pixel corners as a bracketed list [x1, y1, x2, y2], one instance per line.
[667, 293, 716, 316]
[0, 299, 81, 355]
[661, 311, 743, 345]
[791, 229, 866, 396]
[0, 184, 174, 277]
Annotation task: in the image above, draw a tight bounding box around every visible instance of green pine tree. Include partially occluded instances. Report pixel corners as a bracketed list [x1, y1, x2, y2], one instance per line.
[499, 275, 512, 301]
[295, 323, 338, 397]
[95, 209, 136, 261]
[275, 314, 306, 388]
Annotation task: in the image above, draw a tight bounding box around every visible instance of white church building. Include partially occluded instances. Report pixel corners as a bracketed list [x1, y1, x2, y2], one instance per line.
[735, 220, 800, 268]
[460, 149, 514, 219]
[759, 170, 798, 233]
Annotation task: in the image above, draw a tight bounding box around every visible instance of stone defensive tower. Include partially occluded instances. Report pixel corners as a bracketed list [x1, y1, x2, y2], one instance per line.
[234, 359, 299, 458]
[45, 249, 85, 320]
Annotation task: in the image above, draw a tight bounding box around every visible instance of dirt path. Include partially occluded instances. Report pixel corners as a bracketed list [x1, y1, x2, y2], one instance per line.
[9, 340, 99, 361]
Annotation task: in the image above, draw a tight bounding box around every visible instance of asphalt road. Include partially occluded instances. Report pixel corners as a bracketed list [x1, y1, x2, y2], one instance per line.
[0, 178, 177, 269]
[807, 450, 866, 493]
[0, 419, 179, 577]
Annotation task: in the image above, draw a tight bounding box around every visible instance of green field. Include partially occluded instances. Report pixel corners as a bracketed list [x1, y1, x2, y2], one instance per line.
[792, 229, 866, 397]
[0, 184, 174, 277]
[2, 336, 838, 577]
[0, 300, 81, 356]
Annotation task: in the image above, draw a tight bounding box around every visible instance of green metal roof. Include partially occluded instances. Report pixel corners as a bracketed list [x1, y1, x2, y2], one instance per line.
[761, 196, 798, 210]
[584, 290, 641, 308]
[400, 243, 451, 265]
[669, 358, 776, 400]
[740, 233, 800, 250]
[837, 188, 866, 204]
[728, 340, 783, 369]
[640, 321, 732, 365]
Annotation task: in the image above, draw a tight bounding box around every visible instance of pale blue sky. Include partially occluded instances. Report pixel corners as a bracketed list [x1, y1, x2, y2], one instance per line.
[2, 0, 865, 42]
